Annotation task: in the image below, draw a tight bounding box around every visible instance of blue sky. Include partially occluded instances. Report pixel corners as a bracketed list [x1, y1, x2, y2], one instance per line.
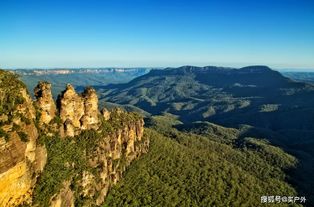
[0, 0, 314, 69]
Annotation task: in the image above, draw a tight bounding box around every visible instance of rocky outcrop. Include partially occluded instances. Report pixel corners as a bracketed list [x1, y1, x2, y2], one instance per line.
[101, 108, 111, 121]
[50, 181, 75, 207]
[81, 87, 99, 130]
[49, 110, 149, 207]
[58, 84, 85, 136]
[0, 71, 47, 207]
[82, 116, 148, 205]
[34, 81, 56, 126]
[0, 71, 149, 207]
[58, 84, 100, 137]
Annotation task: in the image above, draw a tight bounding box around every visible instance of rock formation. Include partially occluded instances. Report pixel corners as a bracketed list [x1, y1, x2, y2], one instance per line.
[57, 84, 100, 137]
[81, 87, 99, 130]
[34, 81, 56, 126]
[53, 115, 149, 206]
[58, 84, 85, 136]
[101, 108, 111, 121]
[50, 181, 75, 207]
[0, 70, 149, 207]
[0, 71, 47, 207]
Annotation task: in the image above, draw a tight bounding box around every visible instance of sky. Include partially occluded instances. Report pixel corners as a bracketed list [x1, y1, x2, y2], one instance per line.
[0, 0, 314, 69]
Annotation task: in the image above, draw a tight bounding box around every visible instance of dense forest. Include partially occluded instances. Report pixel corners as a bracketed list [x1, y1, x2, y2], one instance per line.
[104, 115, 303, 207]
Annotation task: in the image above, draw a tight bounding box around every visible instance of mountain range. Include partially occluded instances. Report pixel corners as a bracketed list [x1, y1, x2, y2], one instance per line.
[97, 65, 314, 205]
[101, 66, 314, 131]
[3, 65, 313, 206]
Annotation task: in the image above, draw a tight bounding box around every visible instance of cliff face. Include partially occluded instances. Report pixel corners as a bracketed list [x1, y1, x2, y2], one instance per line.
[83, 117, 147, 206]
[0, 70, 149, 207]
[51, 115, 148, 206]
[0, 71, 47, 207]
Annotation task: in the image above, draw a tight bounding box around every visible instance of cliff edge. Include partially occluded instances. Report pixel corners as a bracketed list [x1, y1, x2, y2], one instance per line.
[0, 70, 149, 207]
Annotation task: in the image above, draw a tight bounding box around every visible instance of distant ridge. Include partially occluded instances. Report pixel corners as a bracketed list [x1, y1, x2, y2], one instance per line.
[127, 65, 292, 88]
[101, 65, 314, 130]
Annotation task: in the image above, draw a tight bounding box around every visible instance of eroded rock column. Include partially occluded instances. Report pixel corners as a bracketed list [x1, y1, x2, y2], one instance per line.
[58, 84, 84, 136]
[81, 87, 99, 130]
[34, 82, 56, 125]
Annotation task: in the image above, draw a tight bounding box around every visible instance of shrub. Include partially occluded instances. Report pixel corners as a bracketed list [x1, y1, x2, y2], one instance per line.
[18, 131, 29, 142]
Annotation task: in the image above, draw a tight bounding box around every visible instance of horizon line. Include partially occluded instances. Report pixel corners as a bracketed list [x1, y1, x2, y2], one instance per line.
[2, 65, 314, 72]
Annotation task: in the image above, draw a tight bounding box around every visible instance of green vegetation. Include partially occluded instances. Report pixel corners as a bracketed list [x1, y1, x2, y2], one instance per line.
[0, 128, 9, 141]
[17, 131, 29, 142]
[104, 115, 300, 207]
[0, 70, 26, 114]
[33, 111, 144, 207]
[0, 70, 33, 142]
[20, 115, 32, 125]
[108, 108, 143, 129]
[100, 66, 314, 204]
[102, 66, 314, 133]
[34, 131, 94, 206]
[51, 115, 62, 125]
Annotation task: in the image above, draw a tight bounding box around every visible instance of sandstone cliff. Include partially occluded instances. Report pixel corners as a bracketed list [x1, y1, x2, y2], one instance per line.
[0, 70, 149, 207]
[0, 71, 47, 207]
[48, 112, 148, 207]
